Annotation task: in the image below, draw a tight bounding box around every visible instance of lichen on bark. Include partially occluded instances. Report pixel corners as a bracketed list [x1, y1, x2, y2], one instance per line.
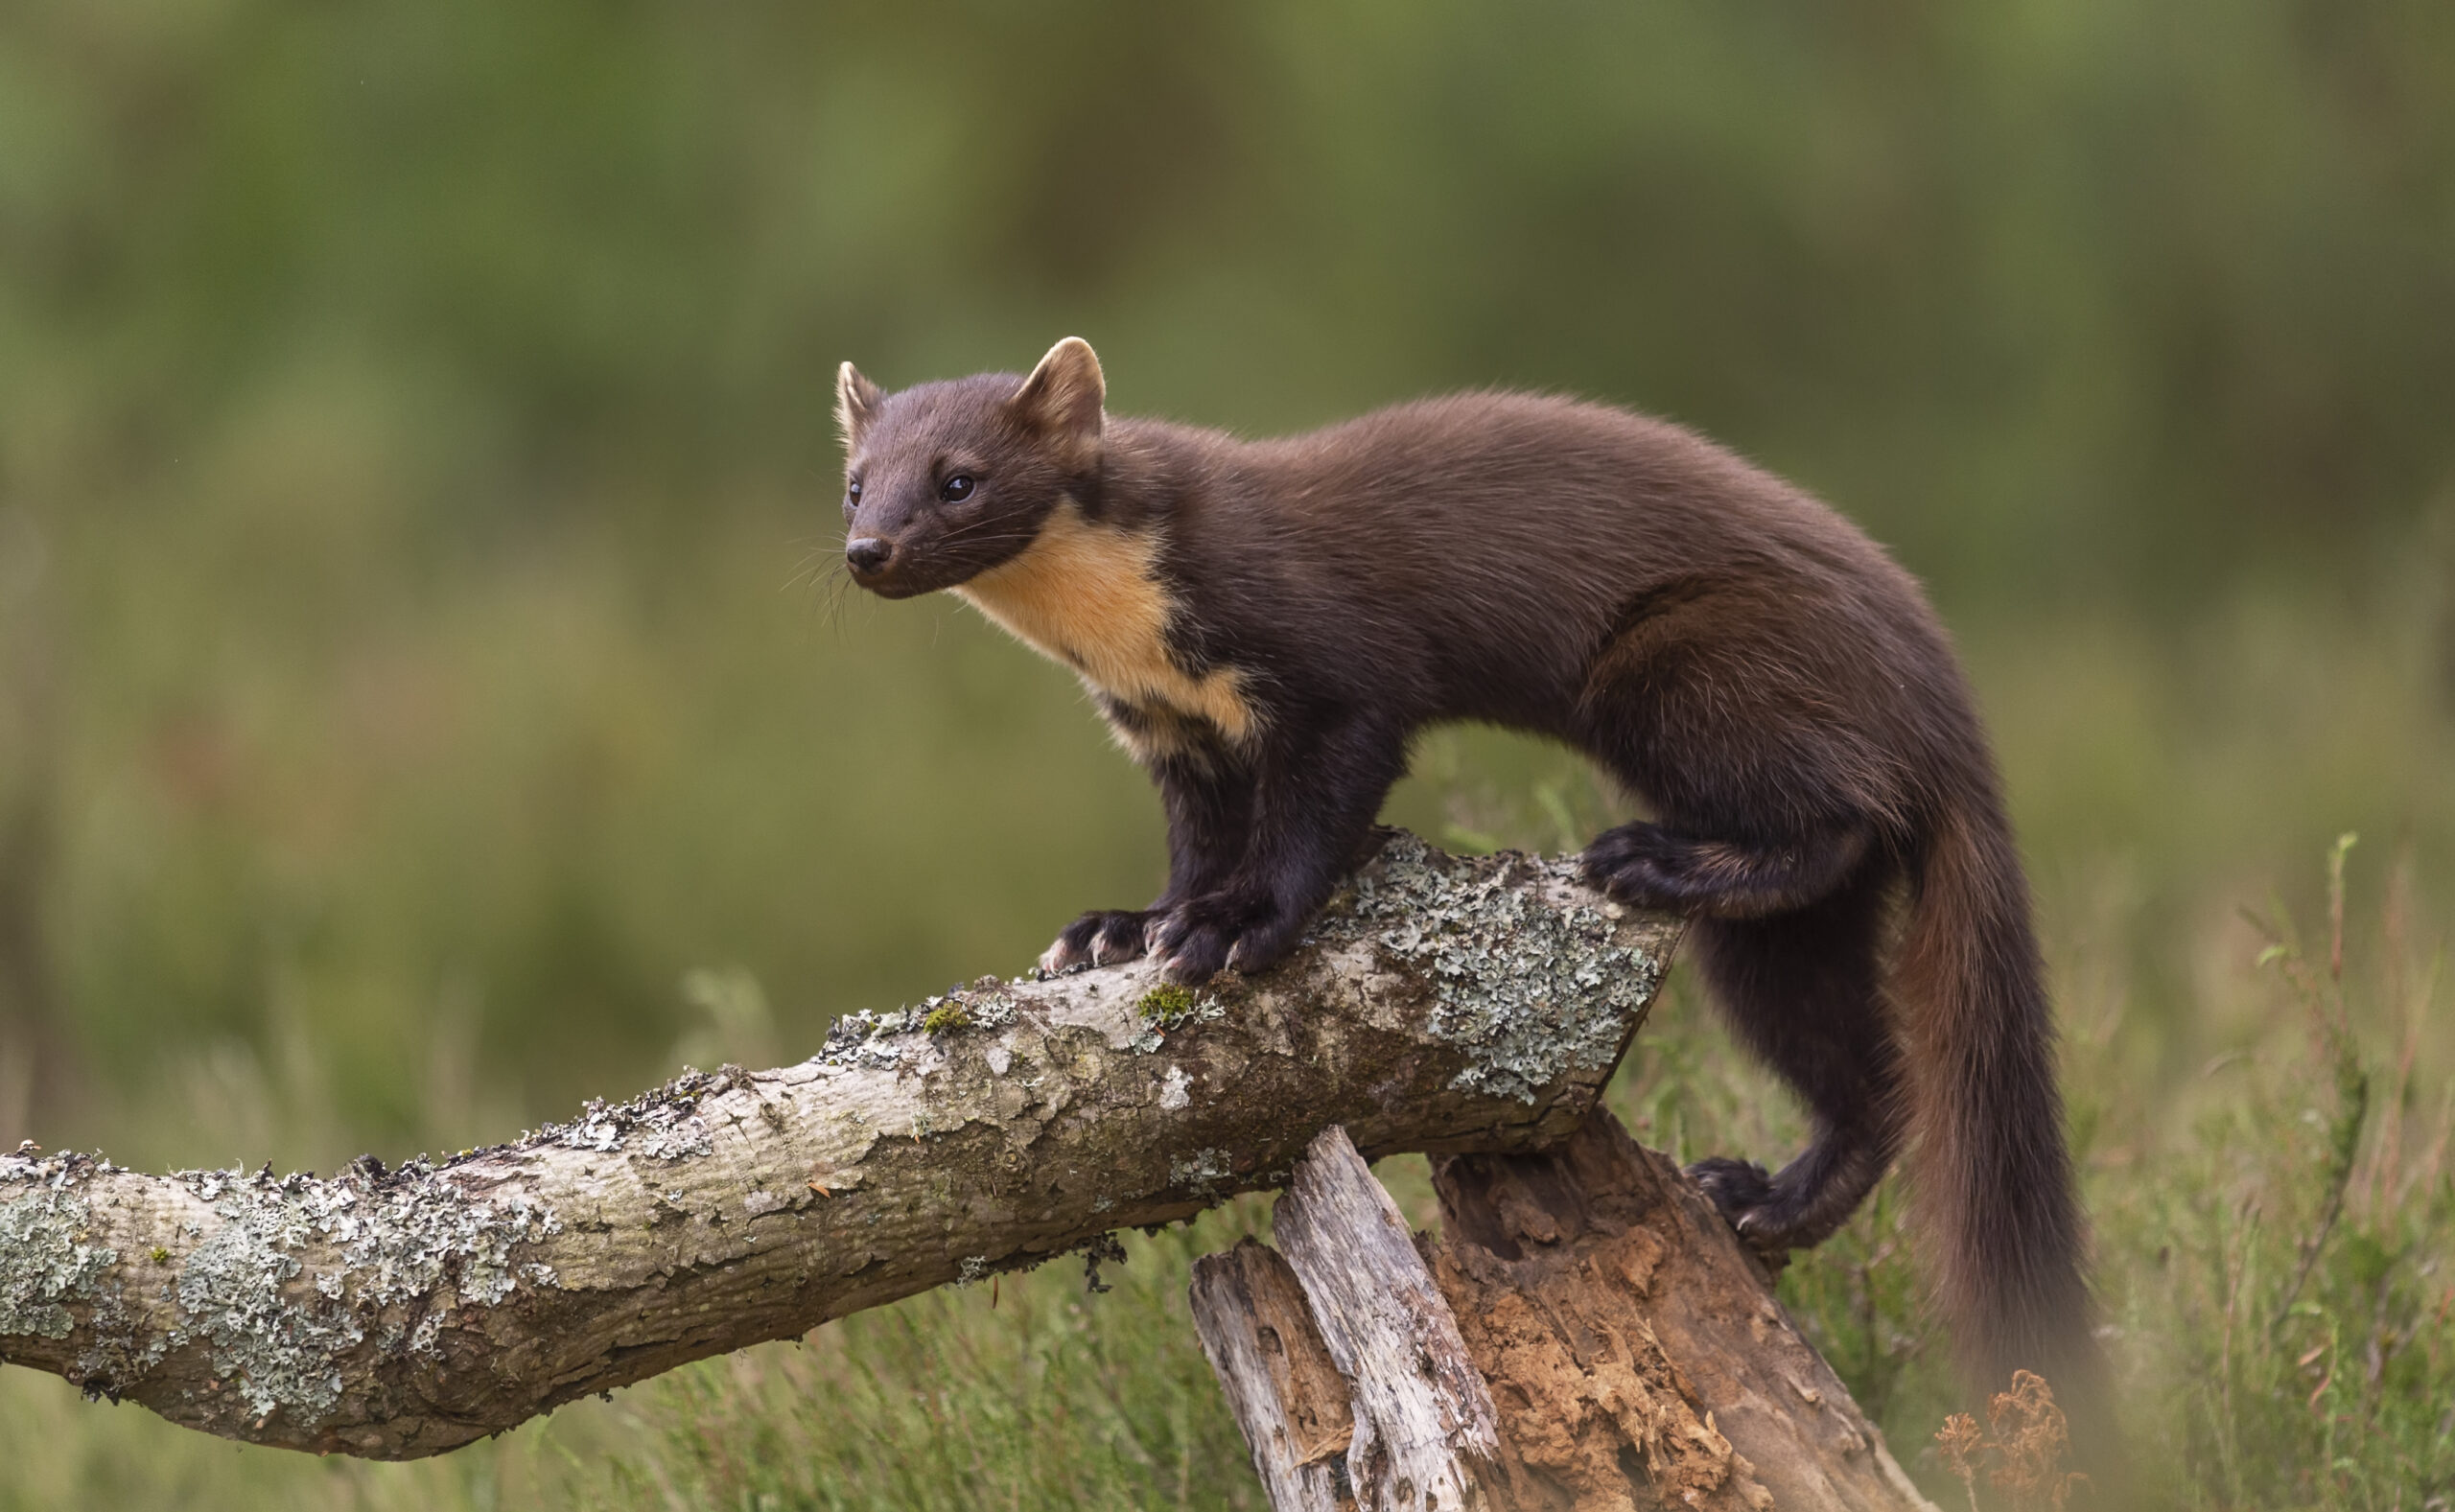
[0, 831, 1680, 1459]
[1345, 834, 1668, 1103]
[0, 1183, 116, 1340]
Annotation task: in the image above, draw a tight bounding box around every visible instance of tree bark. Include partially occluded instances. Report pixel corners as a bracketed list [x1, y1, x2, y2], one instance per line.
[1426, 1111, 1935, 1511]
[1274, 1126, 1503, 1510]
[0, 831, 1676, 1459]
[1189, 1239, 1356, 1512]
[1194, 1115, 1937, 1512]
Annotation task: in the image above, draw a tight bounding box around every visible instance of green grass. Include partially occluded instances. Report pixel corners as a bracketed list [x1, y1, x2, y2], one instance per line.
[584, 1210, 1275, 1512]
[2099, 848, 2455, 1505]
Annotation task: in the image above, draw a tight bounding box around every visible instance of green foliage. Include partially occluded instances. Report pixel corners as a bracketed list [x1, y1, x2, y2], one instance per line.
[2098, 842, 2455, 1506]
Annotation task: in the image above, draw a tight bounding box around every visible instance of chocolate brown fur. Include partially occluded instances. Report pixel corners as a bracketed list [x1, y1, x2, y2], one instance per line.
[838, 338, 2110, 1445]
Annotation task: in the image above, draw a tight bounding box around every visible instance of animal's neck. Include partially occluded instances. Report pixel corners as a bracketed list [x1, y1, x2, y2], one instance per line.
[952, 501, 1156, 665]
[952, 500, 1254, 745]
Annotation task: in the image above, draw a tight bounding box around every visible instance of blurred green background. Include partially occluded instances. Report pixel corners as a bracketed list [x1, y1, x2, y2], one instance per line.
[2, 1, 2452, 1504]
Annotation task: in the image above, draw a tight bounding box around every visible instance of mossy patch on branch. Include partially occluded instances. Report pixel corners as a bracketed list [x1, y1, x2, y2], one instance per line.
[1136, 985, 1196, 1021]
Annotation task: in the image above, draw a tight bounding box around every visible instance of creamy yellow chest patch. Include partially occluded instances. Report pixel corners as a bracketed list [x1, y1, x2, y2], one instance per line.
[952, 502, 1256, 745]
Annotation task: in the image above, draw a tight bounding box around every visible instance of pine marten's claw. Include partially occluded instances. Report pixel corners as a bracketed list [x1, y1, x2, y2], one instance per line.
[1040, 909, 1157, 974]
[1687, 1156, 1776, 1226]
[1151, 889, 1293, 985]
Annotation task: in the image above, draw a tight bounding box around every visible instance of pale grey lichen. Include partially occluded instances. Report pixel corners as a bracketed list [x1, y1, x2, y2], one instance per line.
[1169, 1147, 1233, 1197]
[1, 1151, 164, 1397]
[555, 1114, 625, 1153]
[822, 979, 1017, 1069]
[150, 1162, 562, 1423]
[819, 1009, 915, 1070]
[0, 1190, 115, 1340]
[636, 1120, 714, 1161]
[175, 1189, 358, 1421]
[1347, 832, 1665, 1103]
[333, 1174, 561, 1311]
[73, 1291, 165, 1398]
[544, 1069, 721, 1159]
[3, 1143, 108, 1186]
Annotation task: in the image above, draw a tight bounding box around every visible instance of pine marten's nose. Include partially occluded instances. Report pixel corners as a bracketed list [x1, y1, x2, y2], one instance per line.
[845, 537, 894, 576]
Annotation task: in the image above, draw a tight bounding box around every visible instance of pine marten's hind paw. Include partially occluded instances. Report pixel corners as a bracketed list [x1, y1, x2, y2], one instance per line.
[1578, 823, 1697, 912]
[1685, 1156, 1794, 1264]
[1039, 909, 1160, 974]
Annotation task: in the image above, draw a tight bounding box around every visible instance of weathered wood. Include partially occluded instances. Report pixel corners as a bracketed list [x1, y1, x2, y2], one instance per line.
[1274, 1126, 1504, 1511]
[0, 832, 1676, 1459]
[1427, 1110, 1935, 1512]
[1190, 1238, 1356, 1512]
[1195, 1118, 1935, 1511]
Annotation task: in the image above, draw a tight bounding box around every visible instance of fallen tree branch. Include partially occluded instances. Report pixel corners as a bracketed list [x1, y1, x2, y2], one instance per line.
[0, 831, 1677, 1459]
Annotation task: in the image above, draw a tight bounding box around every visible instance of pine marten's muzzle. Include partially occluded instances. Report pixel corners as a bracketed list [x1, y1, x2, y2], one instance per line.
[844, 532, 931, 597]
[844, 536, 894, 577]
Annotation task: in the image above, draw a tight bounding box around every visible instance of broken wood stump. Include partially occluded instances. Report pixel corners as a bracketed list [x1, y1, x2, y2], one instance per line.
[1192, 1122, 1936, 1512]
[1275, 1126, 1504, 1509]
[1188, 1241, 1356, 1512]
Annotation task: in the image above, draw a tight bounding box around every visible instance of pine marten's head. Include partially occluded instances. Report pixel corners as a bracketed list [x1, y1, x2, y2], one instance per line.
[835, 337, 1105, 599]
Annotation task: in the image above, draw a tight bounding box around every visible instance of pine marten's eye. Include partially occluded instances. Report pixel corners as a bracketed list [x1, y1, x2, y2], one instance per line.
[941, 475, 976, 502]
[846, 477, 863, 502]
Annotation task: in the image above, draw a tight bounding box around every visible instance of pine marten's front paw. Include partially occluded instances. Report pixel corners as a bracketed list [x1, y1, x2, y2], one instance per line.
[1039, 909, 1160, 974]
[1148, 890, 1301, 985]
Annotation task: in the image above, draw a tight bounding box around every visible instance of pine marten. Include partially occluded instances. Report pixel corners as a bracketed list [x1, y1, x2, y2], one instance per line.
[835, 337, 2106, 1431]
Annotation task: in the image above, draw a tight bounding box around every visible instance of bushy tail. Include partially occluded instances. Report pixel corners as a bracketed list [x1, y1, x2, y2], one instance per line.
[1896, 797, 2114, 1464]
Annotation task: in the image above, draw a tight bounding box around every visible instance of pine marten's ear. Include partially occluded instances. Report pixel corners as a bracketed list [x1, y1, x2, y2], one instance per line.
[1006, 337, 1105, 461]
[836, 361, 884, 446]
